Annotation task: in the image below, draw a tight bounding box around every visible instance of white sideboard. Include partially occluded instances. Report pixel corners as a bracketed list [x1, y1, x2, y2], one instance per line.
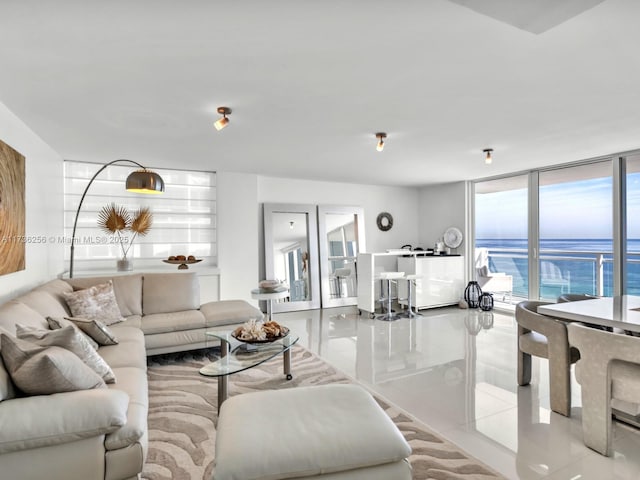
[357, 252, 465, 315]
[397, 256, 464, 310]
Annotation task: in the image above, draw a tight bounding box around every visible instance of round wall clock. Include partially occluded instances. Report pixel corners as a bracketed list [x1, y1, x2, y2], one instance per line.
[376, 212, 393, 231]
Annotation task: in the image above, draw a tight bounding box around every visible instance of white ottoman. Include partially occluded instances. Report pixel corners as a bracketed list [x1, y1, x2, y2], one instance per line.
[213, 384, 412, 480]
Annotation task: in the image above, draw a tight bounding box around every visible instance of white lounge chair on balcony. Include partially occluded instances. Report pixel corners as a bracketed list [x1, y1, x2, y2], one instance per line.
[475, 248, 513, 303]
[540, 260, 571, 297]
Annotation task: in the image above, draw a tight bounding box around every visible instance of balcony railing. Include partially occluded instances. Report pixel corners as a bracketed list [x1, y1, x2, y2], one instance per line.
[485, 247, 640, 299]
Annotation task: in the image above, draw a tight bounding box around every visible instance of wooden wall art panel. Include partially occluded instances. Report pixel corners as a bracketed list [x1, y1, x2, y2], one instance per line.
[0, 139, 25, 275]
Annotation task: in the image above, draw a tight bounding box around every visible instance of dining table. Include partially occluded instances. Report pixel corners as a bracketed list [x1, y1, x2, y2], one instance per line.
[538, 295, 640, 333]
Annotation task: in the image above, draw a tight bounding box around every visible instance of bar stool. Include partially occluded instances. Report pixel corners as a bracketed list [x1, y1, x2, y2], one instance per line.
[400, 274, 422, 318]
[377, 272, 404, 321]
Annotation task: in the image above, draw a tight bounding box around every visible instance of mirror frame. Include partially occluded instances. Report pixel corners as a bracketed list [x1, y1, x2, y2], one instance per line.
[264, 203, 321, 312]
[318, 205, 366, 308]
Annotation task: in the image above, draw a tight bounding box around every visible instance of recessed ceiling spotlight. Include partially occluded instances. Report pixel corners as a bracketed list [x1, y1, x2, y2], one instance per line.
[214, 106, 232, 131]
[483, 148, 493, 165]
[375, 132, 387, 152]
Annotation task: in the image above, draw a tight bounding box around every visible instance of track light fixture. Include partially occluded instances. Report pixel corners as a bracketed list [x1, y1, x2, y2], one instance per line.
[483, 148, 493, 165]
[214, 107, 232, 131]
[376, 132, 387, 152]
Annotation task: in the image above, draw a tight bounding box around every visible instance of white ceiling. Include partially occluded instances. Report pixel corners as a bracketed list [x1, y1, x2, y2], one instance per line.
[0, 0, 638, 187]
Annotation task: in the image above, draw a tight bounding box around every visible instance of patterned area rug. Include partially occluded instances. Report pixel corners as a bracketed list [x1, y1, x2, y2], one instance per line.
[143, 346, 504, 480]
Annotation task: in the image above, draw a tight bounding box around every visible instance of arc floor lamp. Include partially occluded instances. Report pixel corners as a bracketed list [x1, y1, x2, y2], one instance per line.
[69, 159, 165, 278]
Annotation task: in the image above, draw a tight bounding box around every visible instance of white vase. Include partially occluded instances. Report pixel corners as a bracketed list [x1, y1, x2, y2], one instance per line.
[117, 258, 133, 272]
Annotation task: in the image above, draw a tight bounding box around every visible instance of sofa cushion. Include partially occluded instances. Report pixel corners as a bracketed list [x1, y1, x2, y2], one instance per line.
[65, 275, 143, 317]
[141, 310, 205, 335]
[118, 315, 142, 329]
[0, 335, 106, 395]
[142, 273, 200, 315]
[60, 317, 119, 346]
[213, 384, 412, 480]
[201, 300, 264, 327]
[105, 366, 148, 451]
[0, 301, 49, 333]
[98, 327, 147, 370]
[33, 279, 74, 306]
[14, 290, 70, 319]
[47, 316, 99, 350]
[0, 357, 15, 402]
[0, 389, 128, 454]
[62, 281, 125, 326]
[16, 325, 116, 383]
[0, 326, 16, 402]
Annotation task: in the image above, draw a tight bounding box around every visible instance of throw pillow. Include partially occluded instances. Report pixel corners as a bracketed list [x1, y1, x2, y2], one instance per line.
[62, 281, 125, 326]
[16, 324, 116, 383]
[0, 355, 16, 402]
[47, 316, 99, 350]
[0, 334, 106, 395]
[59, 317, 118, 346]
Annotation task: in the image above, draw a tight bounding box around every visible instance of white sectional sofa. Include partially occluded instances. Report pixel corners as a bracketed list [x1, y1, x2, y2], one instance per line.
[0, 272, 262, 480]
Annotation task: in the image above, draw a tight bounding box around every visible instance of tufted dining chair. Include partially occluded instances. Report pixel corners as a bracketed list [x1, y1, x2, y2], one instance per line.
[567, 323, 640, 456]
[515, 301, 580, 417]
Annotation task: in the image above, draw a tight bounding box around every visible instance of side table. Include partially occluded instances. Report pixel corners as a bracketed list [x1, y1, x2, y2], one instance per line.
[251, 287, 289, 321]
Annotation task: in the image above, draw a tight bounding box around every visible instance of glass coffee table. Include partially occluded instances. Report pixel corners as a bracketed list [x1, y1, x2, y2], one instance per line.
[199, 330, 299, 408]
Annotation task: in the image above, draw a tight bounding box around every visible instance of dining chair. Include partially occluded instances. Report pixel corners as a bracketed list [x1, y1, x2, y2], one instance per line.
[567, 323, 640, 456]
[515, 301, 580, 417]
[557, 293, 597, 303]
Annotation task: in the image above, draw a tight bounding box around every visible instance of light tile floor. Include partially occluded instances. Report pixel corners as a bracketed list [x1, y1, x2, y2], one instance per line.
[272, 305, 640, 480]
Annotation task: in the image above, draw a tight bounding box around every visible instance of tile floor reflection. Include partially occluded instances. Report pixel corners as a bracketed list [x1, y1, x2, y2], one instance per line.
[274, 306, 640, 480]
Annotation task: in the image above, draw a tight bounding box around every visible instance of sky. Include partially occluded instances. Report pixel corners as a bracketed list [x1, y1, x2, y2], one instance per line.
[476, 174, 640, 239]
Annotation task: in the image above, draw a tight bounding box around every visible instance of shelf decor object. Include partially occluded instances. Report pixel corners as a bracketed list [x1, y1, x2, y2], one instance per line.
[464, 281, 483, 309]
[479, 292, 494, 311]
[162, 258, 202, 270]
[376, 212, 393, 231]
[98, 203, 153, 272]
[443, 226, 463, 249]
[69, 159, 164, 278]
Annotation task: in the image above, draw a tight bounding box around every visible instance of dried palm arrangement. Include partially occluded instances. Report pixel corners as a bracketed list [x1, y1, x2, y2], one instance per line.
[97, 203, 153, 260]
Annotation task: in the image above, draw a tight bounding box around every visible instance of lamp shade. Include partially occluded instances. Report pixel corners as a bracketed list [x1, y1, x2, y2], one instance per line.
[125, 169, 165, 194]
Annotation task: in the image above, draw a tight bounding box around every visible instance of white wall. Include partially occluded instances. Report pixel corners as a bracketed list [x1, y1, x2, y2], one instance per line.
[418, 181, 467, 252]
[216, 171, 260, 303]
[216, 174, 422, 302]
[258, 176, 421, 254]
[0, 102, 64, 302]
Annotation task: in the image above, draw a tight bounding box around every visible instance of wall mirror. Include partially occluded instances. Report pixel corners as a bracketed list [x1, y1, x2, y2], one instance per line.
[318, 205, 366, 308]
[264, 203, 321, 312]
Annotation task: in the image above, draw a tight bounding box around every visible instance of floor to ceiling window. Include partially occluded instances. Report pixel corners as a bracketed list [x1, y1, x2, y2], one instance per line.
[538, 161, 613, 299]
[626, 154, 640, 294]
[474, 175, 529, 300]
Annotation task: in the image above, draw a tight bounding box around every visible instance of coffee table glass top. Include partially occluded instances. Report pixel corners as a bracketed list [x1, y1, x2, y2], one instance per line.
[199, 330, 299, 377]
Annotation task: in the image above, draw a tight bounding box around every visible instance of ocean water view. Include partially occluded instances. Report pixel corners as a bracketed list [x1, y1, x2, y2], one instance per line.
[476, 238, 640, 298]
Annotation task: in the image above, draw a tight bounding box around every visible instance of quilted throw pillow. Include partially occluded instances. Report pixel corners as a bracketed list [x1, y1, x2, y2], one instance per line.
[62, 281, 125, 326]
[58, 317, 118, 346]
[16, 324, 116, 383]
[0, 334, 106, 395]
[47, 316, 99, 350]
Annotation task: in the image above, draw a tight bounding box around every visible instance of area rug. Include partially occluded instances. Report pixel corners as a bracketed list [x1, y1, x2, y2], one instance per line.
[143, 346, 504, 480]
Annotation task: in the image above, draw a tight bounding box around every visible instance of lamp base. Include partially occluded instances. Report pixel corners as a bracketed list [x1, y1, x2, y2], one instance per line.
[117, 259, 133, 272]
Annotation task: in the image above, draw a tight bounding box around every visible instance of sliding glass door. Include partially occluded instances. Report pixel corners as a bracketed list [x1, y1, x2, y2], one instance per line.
[538, 161, 613, 299]
[474, 175, 529, 302]
[626, 154, 640, 294]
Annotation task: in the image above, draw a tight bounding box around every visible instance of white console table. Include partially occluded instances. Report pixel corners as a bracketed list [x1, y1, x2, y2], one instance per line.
[357, 252, 464, 316]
